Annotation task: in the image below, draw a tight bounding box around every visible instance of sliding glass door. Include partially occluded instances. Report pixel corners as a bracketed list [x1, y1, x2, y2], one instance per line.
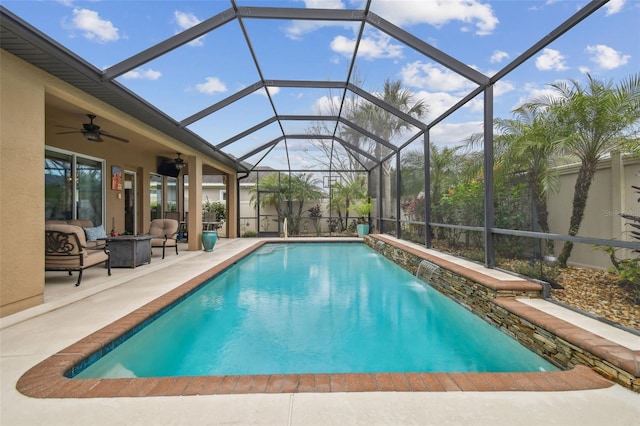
[45, 148, 104, 225]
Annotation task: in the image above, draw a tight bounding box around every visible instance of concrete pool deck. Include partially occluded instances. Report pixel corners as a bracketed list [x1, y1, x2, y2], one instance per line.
[1, 237, 639, 425]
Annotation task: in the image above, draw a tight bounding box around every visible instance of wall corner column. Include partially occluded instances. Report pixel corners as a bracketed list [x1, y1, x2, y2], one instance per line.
[187, 156, 203, 251]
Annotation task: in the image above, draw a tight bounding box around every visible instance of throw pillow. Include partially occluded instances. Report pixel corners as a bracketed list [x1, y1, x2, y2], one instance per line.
[84, 225, 108, 241]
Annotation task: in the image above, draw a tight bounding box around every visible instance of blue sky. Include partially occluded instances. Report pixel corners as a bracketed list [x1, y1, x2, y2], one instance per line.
[4, 0, 639, 168]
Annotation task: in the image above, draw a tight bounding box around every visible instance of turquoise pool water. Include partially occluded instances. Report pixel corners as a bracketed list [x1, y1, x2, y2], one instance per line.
[75, 243, 557, 378]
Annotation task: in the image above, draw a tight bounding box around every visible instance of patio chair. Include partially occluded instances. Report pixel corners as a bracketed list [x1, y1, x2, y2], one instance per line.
[45, 224, 111, 286]
[148, 219, 179, 259]
[164, 211, 181, 221]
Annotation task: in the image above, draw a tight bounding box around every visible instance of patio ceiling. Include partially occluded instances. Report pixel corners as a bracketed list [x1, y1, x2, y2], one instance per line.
[0, 1, 609, 174]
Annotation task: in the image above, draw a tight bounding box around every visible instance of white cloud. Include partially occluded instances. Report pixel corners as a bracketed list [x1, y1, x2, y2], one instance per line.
[330, 35, 357, 56]
[313, 95, 343, 115]
[579, 66, 590, 74]
[414, 90, 461, 119]
[535, 48, 568, 71]
[605, 0, 625, 15]
[69, 8, 120, 43]
[174, 11, 205, 46]
[512, 83, 562, 110]
[400, 61, 476, 92]
[586, 44, 630, 70]
[371, 0, 499, 36]
[490, 50, 510, 64]
[254, 87, 281, 97]
[303, 0, 347, 8]
[122, 68, 162, 80]
[331, 31, 403, 60]
[195, 77, 227, 95]
[494, 80, 515, 97]
[312, 94, 363, 117]
[430, 121, 484, 147]
[283, 1, 359, 40]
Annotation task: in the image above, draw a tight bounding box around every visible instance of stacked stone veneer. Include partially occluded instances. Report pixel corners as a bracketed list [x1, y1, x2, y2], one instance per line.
[365, 235, 639, 392]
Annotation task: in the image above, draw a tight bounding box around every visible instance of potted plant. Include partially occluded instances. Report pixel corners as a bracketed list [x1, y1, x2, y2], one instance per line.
[201, 198, 227, 251]
[349, 198, 372, 237]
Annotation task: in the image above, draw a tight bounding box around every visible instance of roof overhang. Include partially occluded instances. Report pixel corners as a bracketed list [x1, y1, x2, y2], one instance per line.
[0, 6, 248, 172]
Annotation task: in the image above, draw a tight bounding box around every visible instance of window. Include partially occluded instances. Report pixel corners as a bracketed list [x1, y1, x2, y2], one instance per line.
[167, 176, 178, 213]
[220, 190, 226, 201]
[45, 148, 104, 225]
[150, 173, 163, 220]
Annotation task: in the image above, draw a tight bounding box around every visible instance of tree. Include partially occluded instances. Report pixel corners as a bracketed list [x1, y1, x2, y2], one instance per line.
[493, 104, 560, 254]
[249, 172, 325, 235]
[429, 144, 462, 225]
[329, 177, 367, 232]
[304, 72, 371, 188]
[525, 73, 640, 266]
[398, 144, 461, 228]
[354, 80, 428, 219]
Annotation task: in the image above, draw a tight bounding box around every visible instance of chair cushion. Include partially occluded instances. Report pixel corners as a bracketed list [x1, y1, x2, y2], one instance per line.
[84, 225, 108, 241]
[84, 249, 109, 267]
[149, 219, 179, 237]
[45, 223, 88, 252]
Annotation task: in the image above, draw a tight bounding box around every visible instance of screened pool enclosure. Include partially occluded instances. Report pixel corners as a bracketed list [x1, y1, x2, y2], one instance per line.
[3, 0, 637, 275]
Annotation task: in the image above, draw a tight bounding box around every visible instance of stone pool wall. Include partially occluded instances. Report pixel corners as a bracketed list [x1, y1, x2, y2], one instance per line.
[365, 235, 639, 392]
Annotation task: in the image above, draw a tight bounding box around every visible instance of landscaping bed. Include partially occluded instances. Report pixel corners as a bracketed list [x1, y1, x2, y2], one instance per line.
[430, 242, 639, 333]
[551, 267, 639, 332]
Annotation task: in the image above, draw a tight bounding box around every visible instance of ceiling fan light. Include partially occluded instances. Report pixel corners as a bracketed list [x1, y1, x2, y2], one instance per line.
[174, 153, 186, 170]
[84, 132, 100, 142]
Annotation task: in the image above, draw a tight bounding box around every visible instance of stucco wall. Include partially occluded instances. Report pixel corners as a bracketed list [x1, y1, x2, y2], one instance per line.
[1, 51, 46, 315]
[547, 154, 639, 269]
[0, 49, 237, 317]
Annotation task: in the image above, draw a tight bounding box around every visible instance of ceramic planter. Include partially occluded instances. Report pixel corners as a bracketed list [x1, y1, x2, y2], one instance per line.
[357, 224, 369, 237]
[202, 231, 218, 252]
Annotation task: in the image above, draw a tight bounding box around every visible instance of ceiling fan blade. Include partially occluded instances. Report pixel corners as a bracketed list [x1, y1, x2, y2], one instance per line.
[56, 125, 81, 130]
[56, 130, 82, 135]
[100, 132, 130, 143]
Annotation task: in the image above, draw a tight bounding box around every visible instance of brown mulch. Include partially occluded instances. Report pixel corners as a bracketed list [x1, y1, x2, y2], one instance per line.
[550, 267, 640, 332]
[427, 243, 639, 332]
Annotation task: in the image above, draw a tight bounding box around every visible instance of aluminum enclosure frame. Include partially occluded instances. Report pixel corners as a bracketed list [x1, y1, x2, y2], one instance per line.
[1, 0, 622, 267]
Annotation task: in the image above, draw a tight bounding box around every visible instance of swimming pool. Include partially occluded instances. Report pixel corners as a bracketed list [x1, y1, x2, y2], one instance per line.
[72, 242, 557, 378]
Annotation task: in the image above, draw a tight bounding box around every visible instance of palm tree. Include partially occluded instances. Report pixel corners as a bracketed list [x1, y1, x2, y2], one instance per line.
[493, 105, 560, 254]
[353, 79, 428, 219]
[429, 144, 462, 237]
[288, 173, 325, 224]
[525, 73, 640, 266]
[249, 172, 279, 210]
[398, 148, 425, 198]
[330, 177, 367, 232]
[250, 172, 325, 235]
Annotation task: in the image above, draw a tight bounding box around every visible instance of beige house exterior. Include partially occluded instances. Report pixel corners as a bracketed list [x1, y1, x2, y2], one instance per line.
[0, 50, 239, 317]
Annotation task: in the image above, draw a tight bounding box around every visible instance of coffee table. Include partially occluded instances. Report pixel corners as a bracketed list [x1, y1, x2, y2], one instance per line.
[106, 235, 152, 268]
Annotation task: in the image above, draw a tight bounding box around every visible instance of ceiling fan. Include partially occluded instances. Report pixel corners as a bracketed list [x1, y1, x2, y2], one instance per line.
[173, 153, 186, 170]
[57, 114, 129, 143]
